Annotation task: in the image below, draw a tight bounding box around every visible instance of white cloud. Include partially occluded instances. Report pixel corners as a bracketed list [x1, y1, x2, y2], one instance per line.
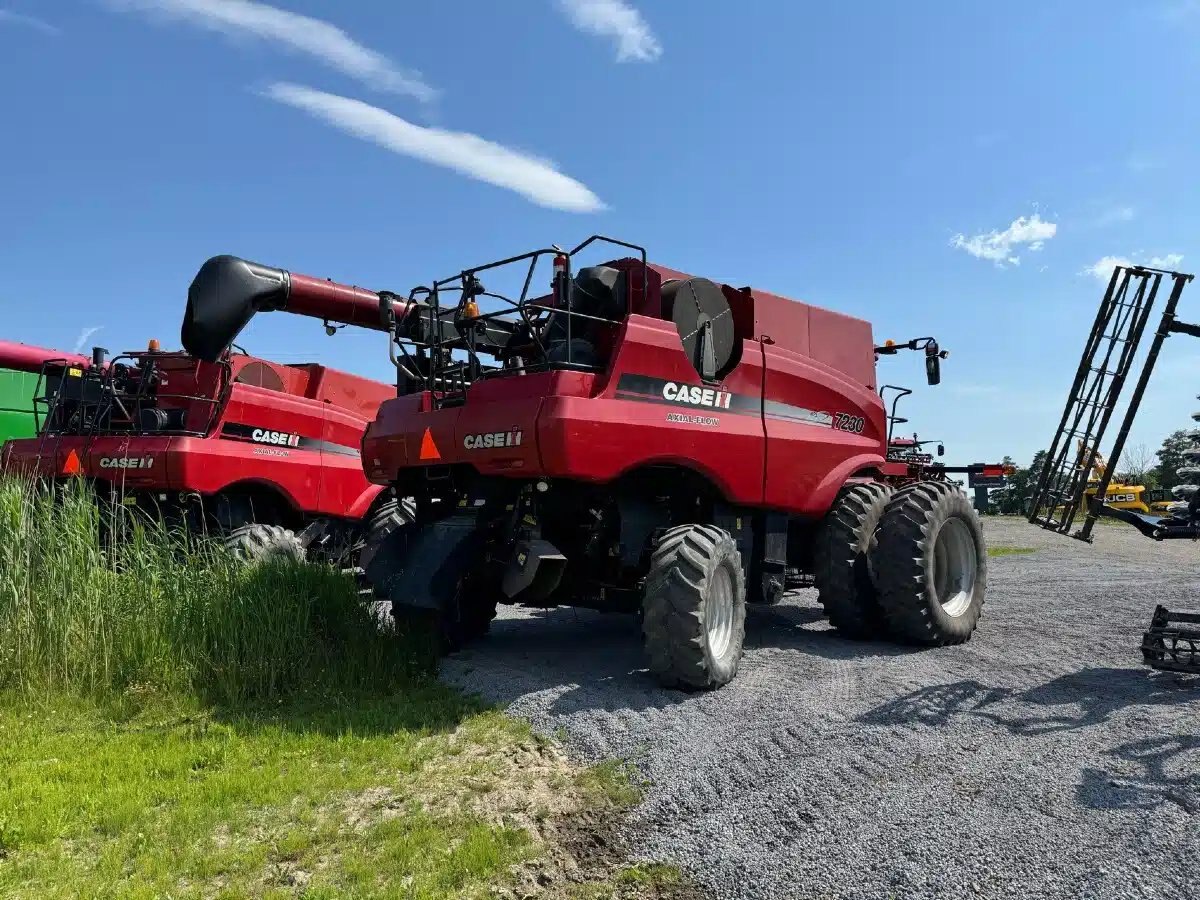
[556, 0, 661, 62]
[72, 326, 103, 354]
[1081, 253, 1184, 281]
[1081, 255, 1134, 281]
[263, 83, 605, 213]
[1150, 253, 1184, 269]
[949, 214, 1058, 267]
[0, 9, 60, 34]
[104, 0, 435, 101]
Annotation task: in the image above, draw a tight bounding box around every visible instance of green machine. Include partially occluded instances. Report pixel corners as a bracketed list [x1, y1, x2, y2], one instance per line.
[0, 369, 44, 443]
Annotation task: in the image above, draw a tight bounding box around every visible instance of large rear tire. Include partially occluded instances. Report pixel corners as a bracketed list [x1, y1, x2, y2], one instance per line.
[872, 482, 987, 645]
[813, 482, 891, 638]
[222, 523, 305, 564]
[642, 524, 746, 690]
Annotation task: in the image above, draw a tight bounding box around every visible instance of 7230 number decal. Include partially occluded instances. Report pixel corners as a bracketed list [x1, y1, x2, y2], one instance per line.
[833, 413, 865, 434]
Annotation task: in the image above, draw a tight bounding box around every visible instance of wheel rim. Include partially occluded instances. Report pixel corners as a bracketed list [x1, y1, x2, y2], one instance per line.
[932, 517, 977, 617]
[705, 565, 735, 659]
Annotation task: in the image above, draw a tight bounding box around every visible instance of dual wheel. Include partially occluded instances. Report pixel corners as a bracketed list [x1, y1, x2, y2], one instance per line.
[813, 481, 987, 644]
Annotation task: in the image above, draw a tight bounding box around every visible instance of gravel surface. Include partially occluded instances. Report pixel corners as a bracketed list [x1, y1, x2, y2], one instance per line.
[442, 518, 1200, 900]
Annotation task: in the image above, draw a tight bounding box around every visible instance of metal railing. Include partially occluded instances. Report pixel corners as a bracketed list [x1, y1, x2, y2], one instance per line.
[384, 236, 648, 406]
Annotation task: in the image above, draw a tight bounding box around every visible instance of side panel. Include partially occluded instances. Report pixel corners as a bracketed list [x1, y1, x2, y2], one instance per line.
[317, 400, 386, 517]
[762, 343, 887, 515]
[539, 319, 767, 505]
[3, 435, 173, 489]
[454, 376, 553, 477]
[809, 306, 877, 391]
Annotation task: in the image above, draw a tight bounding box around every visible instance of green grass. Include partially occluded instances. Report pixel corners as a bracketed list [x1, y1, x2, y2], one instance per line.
[0, 695, 535, 899]
[578, 759, 647, 808]
[0, 477, 651, 898]
[987, 546, 1037, 557]
[0, 477, 432, 704]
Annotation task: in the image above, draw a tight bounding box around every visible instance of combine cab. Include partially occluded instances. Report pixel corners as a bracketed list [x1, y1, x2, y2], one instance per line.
[1028, 264, 1199, 674]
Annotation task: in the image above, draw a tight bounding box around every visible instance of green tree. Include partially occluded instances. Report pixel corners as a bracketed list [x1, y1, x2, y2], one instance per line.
[989, 451, 1046, 515]
[1155, 430, 1193, 490]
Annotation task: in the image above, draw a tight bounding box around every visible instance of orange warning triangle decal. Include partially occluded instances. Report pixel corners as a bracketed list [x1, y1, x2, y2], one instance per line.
[62, 449, 82, 476]
[418, 427, 441, 461]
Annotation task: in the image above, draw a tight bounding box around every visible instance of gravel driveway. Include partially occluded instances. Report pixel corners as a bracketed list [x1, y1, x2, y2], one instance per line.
[442, 518, 1199, 900]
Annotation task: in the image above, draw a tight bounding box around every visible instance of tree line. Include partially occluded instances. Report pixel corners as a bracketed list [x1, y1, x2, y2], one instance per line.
[987, 430, 1194, 515]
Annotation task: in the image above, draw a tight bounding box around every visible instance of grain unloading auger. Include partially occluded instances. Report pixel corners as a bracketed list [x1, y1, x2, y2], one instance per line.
[1027, 264, 1199, 675]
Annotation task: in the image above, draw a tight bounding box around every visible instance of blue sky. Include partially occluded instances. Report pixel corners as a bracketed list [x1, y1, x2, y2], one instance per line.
[1, 1, 1198, 469]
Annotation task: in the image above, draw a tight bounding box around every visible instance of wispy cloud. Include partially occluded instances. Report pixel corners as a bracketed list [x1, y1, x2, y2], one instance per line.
[950, 214, 1057, 267]
[104, 0, 435, 101]
[72, 326, 103, 354]
[1081, 252, 1185, 281]
[556, 0, 661, 62]
[263, 83, 605, 213]
[0, 9, 60, 35]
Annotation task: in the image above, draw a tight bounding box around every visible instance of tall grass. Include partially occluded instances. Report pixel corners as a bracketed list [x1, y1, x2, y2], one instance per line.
[0, 476, 424, 705]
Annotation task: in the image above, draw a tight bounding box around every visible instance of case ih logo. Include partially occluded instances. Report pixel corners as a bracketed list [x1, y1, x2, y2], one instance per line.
[463, 429, 524, 450]
[661, 382, 733, 410]
[251, 429, 301, 448]
[99, 457, 154, 470]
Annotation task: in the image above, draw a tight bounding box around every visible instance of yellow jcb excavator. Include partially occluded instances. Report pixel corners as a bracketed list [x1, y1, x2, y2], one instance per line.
[1075, 441, 1152, 514]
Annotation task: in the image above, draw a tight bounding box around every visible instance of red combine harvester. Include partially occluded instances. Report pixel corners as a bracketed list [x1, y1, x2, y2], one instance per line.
[1, 257, 411, 565]
[189, 237, 996, 689]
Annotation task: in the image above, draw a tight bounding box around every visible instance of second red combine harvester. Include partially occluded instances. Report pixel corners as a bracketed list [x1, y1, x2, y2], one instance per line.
[2, 259, 411, 567]
[185, 236, 995, 690]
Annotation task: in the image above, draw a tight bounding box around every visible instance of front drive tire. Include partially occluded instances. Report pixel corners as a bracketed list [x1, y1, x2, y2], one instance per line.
[642, 524, 746, 690]
[357, 495, 416, 574]
[222, 523, 305, 564]
[813, 482, 892, 638]
[392, 583, 499, 654]
[374, 523, 498, 655]
[872, 482, 987, 645]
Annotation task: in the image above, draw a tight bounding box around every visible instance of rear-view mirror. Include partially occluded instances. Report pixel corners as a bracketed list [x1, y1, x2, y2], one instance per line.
[925, 351, 941, 385]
